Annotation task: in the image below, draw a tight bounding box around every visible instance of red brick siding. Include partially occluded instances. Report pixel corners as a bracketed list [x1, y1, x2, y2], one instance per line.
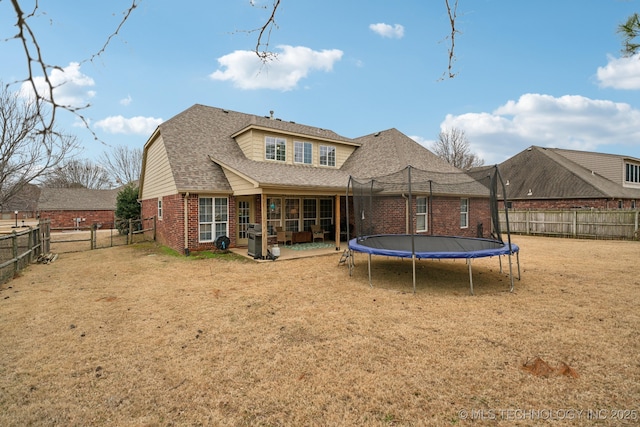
[356, 196, 491, 238]
[142, 193, 236, 255]
[39, 210, 115, 229]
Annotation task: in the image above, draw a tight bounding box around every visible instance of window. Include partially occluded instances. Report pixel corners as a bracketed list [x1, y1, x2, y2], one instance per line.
[632, 200, 637, 209]
[199, 197, 228, 242]
[157, 198, 163, 220]
[285, 198, 300, 232]
[303, 199, 317, 231]
[618, 200, 624, 209]
[294, 141, 312, 164]
[319, 198, 333, 230]
[320, 145, 336, 167]
[267, 197, 282, 235]
[460, 198, 469, 228]
[265, 136, 286, 161]
[416, 197, 428, 232]
[626, 162, 640, 183]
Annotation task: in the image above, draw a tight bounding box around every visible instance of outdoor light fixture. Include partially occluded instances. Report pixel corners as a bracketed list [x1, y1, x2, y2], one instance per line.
[14, 210, 18, 228]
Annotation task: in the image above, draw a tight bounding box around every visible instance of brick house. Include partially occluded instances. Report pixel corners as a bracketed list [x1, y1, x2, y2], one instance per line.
[485, 146, 640, 210]
[37, 187, 119, 229]
[139, 104, 491, 256]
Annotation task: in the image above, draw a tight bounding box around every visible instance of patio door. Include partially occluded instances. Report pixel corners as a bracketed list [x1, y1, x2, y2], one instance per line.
[236, 197, 253, 246]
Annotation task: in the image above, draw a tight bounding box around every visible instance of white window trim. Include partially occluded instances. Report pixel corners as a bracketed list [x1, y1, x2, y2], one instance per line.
[416, 196, 428, 232]
[198, 196, 229, 243]
[294, 141, 313, 165]
[265, 136, 286, 162]
[460, 198, 469, 229]
[157, 198, 163, 220]
[319, 145, 336, 167]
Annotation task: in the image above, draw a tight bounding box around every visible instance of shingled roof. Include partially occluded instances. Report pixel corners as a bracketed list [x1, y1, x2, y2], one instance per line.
[497, 146, 640, 200]
[38, 187, 119, 210]
[150, 104, 358, 192]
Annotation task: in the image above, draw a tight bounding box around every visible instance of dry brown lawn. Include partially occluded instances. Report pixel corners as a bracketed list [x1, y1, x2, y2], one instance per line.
[1, 235, 639, 426]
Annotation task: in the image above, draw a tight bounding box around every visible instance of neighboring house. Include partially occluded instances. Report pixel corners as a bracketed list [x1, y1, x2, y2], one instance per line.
[489, 146, 640, 209]
[139, 104, 491, 256]
[1, 183, 40, 220]
[38, 187, 120, 229]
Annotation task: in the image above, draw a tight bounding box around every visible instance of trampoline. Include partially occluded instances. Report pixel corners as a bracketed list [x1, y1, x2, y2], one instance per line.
[349, 234, 520, 294]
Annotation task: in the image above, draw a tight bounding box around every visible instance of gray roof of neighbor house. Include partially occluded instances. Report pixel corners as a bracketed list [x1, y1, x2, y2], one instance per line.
[147, 105, 478, 194]
[496, 146, 640, 200]
[38, 187, 119, 210]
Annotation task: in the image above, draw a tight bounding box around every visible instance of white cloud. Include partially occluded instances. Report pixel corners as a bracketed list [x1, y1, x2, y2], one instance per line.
[20, 62, 96, 108]
[120, 95, 133, 106]
[209, 45, 343, 91]
[596, 54, 640, 90]
[369, 23, 405, 39]
[95, 115, 163, 135]
[438, 93, 640, 164]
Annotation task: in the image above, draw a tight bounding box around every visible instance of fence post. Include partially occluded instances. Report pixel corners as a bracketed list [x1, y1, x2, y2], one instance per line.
[153, 215, 157, 241]
[91, 225, 95, 250]
[128, 218, 133, 245]
[12, 231, 18, 276]
[572, 211, 577, 238]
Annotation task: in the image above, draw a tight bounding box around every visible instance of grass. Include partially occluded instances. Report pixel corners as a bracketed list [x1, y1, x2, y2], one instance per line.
[0, 235, 638, 426]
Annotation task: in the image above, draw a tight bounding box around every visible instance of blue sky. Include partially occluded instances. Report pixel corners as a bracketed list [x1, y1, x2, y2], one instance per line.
[2, 0, 640, 166]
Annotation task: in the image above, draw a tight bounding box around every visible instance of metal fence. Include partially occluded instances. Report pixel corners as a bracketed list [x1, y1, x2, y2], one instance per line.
[49, 217, 156, 254]
[500, 209, 640, 240]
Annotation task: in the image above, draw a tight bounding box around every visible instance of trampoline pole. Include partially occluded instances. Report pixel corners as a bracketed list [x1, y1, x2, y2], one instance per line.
[412, 255, 416, 294]
[499, 255, 503, 274]
[516, 251, 521, 280]
[468, 259, 474, 295]
[368, 253, 372, 288]
[508, 251, 515, 292]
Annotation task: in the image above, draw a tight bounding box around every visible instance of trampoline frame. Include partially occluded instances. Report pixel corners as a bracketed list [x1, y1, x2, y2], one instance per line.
[348, 234, 520, 294]
[346, 165, 520, 295]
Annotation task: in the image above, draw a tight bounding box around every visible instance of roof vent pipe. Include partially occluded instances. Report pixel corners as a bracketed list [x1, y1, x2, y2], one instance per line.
[270, 110, 274, 119]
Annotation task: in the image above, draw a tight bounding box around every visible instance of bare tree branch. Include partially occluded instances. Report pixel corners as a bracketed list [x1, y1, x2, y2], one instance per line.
[6, 0, 139, 143]
[99, 145, 142, 186]
[0, 83, 80, 209]
[441, 0, 460, 80]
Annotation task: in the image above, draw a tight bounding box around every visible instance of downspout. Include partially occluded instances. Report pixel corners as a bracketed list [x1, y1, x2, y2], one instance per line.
[184, 192, 190, 256]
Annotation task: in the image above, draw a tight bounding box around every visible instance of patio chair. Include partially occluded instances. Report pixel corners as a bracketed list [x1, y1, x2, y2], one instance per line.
[310, 224, 325, 242]
[276, 226, 292, 245]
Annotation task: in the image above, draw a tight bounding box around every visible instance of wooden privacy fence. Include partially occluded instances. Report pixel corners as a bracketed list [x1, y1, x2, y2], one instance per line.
[500, 209, 640, 240]
[0, 221, 48, 284]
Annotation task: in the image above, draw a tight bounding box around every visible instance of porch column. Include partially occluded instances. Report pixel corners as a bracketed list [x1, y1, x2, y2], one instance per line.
[335, 194, 341, 250]
[261, 194, 268, 259]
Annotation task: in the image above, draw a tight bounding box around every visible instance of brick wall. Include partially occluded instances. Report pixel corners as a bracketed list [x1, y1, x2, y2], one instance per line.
[142, 193, 237, 255]
[39, 210, 115, 229]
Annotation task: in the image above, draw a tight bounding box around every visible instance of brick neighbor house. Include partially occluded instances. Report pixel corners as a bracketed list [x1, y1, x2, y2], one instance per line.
[486, 146, 640, 210]
[138, 104, 491, 256]
[37, 187, 120, 229]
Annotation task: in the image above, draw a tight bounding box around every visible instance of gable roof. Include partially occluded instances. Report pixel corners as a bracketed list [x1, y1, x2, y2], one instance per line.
[38, 187, 119, 210]
[141, 104, 358, 193]
[497, 146, 640, 200]
[141, 105, 486, 196]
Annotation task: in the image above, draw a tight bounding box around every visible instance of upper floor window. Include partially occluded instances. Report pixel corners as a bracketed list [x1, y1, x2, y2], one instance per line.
[460, 198, 469, 228]
[320, 145, 336, 167]
[625, 162, 640, 183]
[266, 136, 286, 161]
[294, 141, 312, 164]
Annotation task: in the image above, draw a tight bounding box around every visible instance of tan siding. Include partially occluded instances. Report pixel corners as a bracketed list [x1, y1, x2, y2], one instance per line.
[140, 136, 178, 199]
[238, 128, 356, 168]
[223, 169, 257, 193]
[235, 130, 255, 160]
